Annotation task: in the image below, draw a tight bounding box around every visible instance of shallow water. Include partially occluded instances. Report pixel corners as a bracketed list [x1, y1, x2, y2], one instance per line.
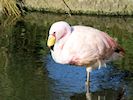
[0, 13, 133, 100]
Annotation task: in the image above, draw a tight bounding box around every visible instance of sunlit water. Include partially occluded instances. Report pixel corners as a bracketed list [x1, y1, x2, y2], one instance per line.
[0, 12, 133, 100]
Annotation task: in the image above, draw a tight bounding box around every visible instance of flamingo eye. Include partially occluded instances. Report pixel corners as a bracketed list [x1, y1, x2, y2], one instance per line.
[52, 32, 56, 36]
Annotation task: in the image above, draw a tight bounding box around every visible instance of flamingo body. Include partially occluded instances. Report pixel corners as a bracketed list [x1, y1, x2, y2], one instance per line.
[48, 21, 123, 66]
[47, 21, 124, 86]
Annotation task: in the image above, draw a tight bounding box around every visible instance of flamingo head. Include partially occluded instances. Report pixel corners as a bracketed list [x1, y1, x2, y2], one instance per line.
[47, 21, 71, 50]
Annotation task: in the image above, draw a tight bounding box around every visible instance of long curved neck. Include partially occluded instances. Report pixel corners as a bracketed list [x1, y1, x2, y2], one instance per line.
[57, 27, 72, 50]
[52, 26, 72, 63]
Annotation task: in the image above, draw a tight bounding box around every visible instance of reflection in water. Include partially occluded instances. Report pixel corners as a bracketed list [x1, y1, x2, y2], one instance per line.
[0, 15, 51, 100]
[0, 13, 133, 100]
[71, 88, 126, 100]
[85, 86, 126, 100]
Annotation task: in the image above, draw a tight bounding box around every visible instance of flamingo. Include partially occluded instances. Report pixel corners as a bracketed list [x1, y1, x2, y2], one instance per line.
[47, 21, 125, 86]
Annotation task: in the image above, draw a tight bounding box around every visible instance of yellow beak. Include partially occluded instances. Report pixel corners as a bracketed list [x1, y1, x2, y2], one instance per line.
[47, 35, 56, 48]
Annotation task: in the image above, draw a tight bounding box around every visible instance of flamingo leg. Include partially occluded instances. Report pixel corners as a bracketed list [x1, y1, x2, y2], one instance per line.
[86, 66, 92, 93]
[98, 60, 107, 69]
[98, 60, 102, 69]
[86, 70, 90, 84]
[104, 63, 107, 68]
[86, 67, 92, 84]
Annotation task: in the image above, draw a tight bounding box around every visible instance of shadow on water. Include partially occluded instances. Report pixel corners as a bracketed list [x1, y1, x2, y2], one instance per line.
[0, 13, 133, 100]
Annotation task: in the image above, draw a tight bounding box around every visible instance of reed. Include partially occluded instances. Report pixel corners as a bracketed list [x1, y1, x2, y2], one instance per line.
[2, 0, 21, 16]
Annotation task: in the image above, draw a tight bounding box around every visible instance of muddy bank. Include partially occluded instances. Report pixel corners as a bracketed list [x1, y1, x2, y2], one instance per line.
[0, 0, 133, 15]
[24, 0, 133, 15]
[0, 3, 2, 14]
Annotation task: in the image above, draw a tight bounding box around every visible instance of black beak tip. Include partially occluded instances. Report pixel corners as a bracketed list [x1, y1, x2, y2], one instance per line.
[49, 45, 54, 51]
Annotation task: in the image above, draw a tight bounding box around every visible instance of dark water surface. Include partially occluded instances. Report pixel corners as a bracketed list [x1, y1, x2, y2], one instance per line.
[0, 13, 133, 100]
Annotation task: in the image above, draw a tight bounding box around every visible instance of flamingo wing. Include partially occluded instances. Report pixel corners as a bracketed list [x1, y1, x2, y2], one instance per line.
[60, 26, 117, 65]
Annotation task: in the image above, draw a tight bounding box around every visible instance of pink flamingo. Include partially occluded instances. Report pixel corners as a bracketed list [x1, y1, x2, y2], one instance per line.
[47, 21, 125, 86]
